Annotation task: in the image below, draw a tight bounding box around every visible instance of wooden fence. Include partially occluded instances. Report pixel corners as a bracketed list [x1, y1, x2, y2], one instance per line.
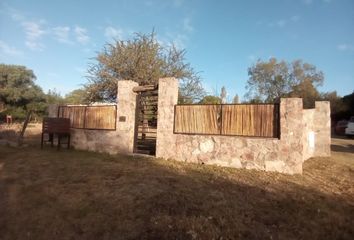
[58, 105, 117, 130]
[174, 104, 280, 138]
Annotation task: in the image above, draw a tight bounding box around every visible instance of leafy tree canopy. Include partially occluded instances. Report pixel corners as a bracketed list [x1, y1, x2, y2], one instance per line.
[86, 31, 205, 102]
[46, 89, 65, 105]
[199, 95, 222, 104]
[0, 64, 46, 111]
[232, 94, 239, 104]
[320, 91, 348, 114]
[246, 58, 324, 108]
[65, 88, 88, 104]
[0, 64, 49, 119]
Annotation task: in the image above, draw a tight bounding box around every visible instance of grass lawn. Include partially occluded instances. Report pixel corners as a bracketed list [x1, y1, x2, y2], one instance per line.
[0, 136, 353, 239]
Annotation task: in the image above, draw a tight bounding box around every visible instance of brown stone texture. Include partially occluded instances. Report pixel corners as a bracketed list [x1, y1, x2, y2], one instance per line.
[70, 80, 138, 154]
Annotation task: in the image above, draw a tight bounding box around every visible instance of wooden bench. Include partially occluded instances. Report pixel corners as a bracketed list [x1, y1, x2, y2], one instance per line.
[41, 117, 71, 150]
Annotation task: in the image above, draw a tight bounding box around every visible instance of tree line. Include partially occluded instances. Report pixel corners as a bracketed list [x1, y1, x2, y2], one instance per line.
[1, 31, 353, 121]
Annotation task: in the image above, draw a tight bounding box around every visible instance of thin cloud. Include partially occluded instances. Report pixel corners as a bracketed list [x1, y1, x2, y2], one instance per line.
[4, 7, 46, 50]
[104, 26, 123, 40]
[303, 0, 313, 5]
[291, 15, 300, 22]
[6, 6, 93, 49]
[8, 8, 25, 21]
[74, 26, 90, 44]
[47, 72, 60, 79]
[266, 15, 300, 28]
[276, 19, 287, 27]
[0, 40, 23, 56]
[303, 0, 332, 4]
[172, 33, 188, 49]
[52, 26, 72, 44]
[247, 55, 256, 61]
[268, 19, 287, 28]
[157, 32, 188, 50]
[183, 18, 194, 33]
[22, 21, 46, 50]
[173, 0, 184, 7]
[337, 44, 354, 52]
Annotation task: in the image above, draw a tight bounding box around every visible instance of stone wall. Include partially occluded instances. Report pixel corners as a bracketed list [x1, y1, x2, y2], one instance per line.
[47, 77, 331, 174]
[302, 102, 331, 161]
[155, 78, 331, 175]
[50, 80, 138, 154]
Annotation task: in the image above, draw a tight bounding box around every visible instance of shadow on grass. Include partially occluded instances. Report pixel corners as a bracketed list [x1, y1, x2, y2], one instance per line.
[0, 145, 353, 240]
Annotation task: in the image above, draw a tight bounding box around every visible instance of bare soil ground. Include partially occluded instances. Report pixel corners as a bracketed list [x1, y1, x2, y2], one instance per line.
[0, 128, 353, 239]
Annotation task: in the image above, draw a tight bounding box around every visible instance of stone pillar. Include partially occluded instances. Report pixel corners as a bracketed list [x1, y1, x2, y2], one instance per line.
[47, 104, 58, 117]
[314, 101, 331, 157]
[279, 98, 304, 174]
[117, 80, 139, 153]
[156, 77, 179, 158]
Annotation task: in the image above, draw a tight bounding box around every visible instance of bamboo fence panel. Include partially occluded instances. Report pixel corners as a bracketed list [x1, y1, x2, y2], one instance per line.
[58, 105, 116, 130]
[84, 106, 116, 130]
[58, 106, 70, 119]
[221, 104, 277, 137]
[221, 105, 243, 135]
[70, 106, 85, 128]
[174, 105, 220, 134]
[174, 104, 279, 137]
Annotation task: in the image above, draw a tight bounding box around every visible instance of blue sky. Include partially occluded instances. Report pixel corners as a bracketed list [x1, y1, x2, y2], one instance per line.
[0, 0, 353, 101]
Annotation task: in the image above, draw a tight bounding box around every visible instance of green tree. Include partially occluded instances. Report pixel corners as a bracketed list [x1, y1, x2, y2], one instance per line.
[320, 91, 348, 114]
[86, 31, 205, 102]
[342, 91, 354, 116]
[46, 89, 65, 104]
[199, 95, 221, 104]
[0, 64, 46, 119]
[245, 58, 324, 107]
[287, 79, 320, 108]
[232, 94, 239, 104]
[65, 88, 88, 104]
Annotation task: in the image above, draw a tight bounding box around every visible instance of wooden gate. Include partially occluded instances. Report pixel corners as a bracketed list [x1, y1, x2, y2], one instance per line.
[133, 85, 158, 155]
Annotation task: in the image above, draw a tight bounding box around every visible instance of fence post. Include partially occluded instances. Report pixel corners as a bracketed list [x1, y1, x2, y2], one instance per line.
[220, 104, 223, 135]
[83, 106, 87, 129]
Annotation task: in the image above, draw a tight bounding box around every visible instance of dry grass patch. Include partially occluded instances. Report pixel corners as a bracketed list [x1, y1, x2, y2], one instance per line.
[0, 138, 353, 239]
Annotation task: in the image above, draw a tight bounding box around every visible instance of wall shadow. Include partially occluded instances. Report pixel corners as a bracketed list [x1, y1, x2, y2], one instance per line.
[331, 143, 354, 153]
